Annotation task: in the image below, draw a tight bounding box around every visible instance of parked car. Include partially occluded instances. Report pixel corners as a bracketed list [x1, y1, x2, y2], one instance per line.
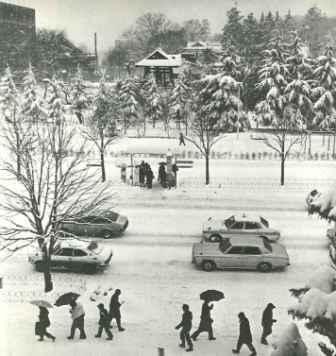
[59, 211, 129, 239]
[202, 214, 281, 242]
[28, 240, 113, 273]
[192, 236, 290, 272]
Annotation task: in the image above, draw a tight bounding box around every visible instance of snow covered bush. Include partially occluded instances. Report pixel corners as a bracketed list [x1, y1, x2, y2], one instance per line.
[307, 187, 336, 221]
[271, 323, 307, 356]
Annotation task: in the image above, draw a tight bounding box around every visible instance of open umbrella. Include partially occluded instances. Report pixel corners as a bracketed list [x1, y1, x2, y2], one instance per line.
[55, 292, 80, 307]
[30, 300, 53, 308]
[200, 290, 224, 302]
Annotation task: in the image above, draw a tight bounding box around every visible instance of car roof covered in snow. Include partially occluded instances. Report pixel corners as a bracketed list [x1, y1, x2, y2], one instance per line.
[228, 236, 267, 245]
[226, 214, 267, 222]
[56, 239, 88, 250]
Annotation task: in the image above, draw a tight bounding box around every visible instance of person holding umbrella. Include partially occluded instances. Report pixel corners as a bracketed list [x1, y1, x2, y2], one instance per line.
[95, 303, 113, 340]
[175, 304, 193, 352]
[232, 312, 256, 356]
[191, 290, 223, 341]
[36, 306, 55, 342]
[261, 303, 276, 345]
[68, 300, 87, 340]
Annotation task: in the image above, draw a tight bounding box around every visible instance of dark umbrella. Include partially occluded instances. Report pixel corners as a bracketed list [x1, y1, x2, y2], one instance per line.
[200, 290, 224, 302]
[55, 292, 80, 306]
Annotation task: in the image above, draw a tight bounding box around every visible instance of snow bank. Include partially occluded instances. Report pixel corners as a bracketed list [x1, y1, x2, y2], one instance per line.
[306, 267, 336, 293]
[270, 323, 307, 356]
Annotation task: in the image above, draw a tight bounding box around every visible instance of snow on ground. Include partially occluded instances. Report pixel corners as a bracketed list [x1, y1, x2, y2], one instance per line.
[0, 149, 335, 355]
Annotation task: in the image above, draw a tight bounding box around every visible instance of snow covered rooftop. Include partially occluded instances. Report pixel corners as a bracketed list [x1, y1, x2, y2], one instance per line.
[135, 48, 182, 67]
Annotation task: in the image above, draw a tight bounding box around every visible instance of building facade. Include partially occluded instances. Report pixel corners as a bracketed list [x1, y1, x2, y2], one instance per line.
[0, 2, 36, 70]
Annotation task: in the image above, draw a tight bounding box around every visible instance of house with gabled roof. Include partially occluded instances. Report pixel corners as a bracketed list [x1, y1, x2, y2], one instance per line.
[135, 48, 182, 86]
[181, 41, 223, 62]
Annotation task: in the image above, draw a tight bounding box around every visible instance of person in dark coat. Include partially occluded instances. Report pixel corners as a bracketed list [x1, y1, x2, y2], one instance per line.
[261, 303, 276, 345]
[109, 289, 125, 331]
[232, 312, 256, 356]
[37, 306, 55, 342]
[95, 303, 113, 340]
[139, 161, 146, 186]
[175, 304, 193, 352]
[158, 163, 167, 188]
[179, 132, 186, 146]
[191, 301, 216, 341]
[146, 166, 154, 189]
[67, 300, 86, 340]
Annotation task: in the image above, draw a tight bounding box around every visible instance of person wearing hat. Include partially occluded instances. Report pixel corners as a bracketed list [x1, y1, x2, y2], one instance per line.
[232, 312, 256, 356]
[175, 304, 193, 352]
[95, 303, 113, 340]
[261, 303, 276, 345]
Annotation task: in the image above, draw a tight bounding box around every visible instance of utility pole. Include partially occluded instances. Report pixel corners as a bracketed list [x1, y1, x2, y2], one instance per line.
[94, 32, 98, 72]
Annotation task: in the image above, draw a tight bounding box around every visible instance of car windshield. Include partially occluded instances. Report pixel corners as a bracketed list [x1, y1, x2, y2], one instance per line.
[87, 241, 102, 254]
[263, 238, 273, 252]
[219, 238, 232, 253]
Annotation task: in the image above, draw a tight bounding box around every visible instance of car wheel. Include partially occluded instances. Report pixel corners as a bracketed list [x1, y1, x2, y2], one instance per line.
[209, 234, 222, 242]
[35, 262, 44, 272]
[257, 262, 272, 273]
[202, 260, 216, 272]
[102, 231, 113, 239]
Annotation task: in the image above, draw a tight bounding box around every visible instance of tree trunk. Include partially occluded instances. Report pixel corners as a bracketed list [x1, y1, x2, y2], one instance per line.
[280, 140, 285, 186]
[143, 117, 146, 136]
[328, 134, 331, 152]
[100, 130, 106, 182]
[308, 132, 312, 157]
[205, 152, 210, 185]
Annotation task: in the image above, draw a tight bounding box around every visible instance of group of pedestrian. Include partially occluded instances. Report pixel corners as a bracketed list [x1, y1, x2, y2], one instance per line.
[138, 161, 154, 189]
[176, 301, 277, 355]
[35, 289, 125, 342]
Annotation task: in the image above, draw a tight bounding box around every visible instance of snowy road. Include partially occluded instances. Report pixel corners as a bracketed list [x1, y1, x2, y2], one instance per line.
[0, 205, 329, 356]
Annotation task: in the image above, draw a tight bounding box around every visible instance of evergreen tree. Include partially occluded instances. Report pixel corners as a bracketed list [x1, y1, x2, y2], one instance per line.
[221, 7, 244, 53]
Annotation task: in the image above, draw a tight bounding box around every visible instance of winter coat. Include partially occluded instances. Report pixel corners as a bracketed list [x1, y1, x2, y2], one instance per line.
[39, 308, 50, 328]
[98, 307, 110, 327]
[197, 302, 213, 330]
[158, 165, 166, 183]
[146, 169, 154, 181]
[70, 303, 85, 320]
[109, 294, 121, 317]
[239, 316, 253, 344]
[262, 306, 275, 333]
[176, 310, 192, 331]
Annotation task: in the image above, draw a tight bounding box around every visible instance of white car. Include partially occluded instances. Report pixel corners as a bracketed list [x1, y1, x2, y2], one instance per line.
[192, 236, 290, 272]
[202, 214, 281, 242]
[28, 240, 113, 273]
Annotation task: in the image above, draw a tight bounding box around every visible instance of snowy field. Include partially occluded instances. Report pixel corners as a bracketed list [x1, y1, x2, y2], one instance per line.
[0, 147, 335, 355]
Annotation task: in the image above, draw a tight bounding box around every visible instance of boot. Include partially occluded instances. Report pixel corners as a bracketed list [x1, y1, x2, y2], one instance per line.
[232, 350, 239, 354]
[186, 346, 193, 352]
[179, 343, 185, 348]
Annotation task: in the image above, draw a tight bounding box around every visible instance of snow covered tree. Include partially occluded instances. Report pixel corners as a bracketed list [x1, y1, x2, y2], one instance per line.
[118, 77, 141, 135]
[142, 73, 163, 131]
[83, 73, 119, 182]
[289, 266, 336, 356]
[312, 47, 336, 155]
[0, 75, 113, 293]
[188, 72, 243, 184]
[256, 33, 312, 185]
[169, 75, 191, 134]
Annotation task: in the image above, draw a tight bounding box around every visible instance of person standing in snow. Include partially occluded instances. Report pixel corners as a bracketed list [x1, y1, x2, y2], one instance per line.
[175, 304, 193, 352]
[139, 161, 146, 187]
[179, 132, 186, 146]
[158, 162, 167, 188]
[191, 300, 216, 341]
[146, 166, 154, 189]
[109, 289, 125, 331]
[67, 300, 86, 340]
[232, 312, 256, 356]
[95, 303, 113, 340]
[261, 303, 276, 345]
[36, 306, 55, 342]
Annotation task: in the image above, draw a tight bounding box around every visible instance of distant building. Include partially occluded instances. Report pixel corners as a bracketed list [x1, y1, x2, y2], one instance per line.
[135, 48, 182, 86]
[181, 41, 222, 62]
[0, 1, 36, 70]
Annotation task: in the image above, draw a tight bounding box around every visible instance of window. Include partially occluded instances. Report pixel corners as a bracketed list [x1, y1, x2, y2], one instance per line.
[58, 248, 73, 257]
[227, 246, 244, 254]
[245, 222, 261, 229]
[244, 247, 261, 255]
[230, 222, 244, 230]
[73, 249, 87, 257]
[219, 239, 231, 253]
[263, 239, 273, 252]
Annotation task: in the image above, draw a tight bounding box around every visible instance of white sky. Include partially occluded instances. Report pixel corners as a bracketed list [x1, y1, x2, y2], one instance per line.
[3, 0, 336, 54]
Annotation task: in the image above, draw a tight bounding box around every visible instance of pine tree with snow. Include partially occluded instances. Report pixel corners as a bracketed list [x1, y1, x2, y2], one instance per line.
[189, 71, 243, 184]
[256, 32, 312, 185]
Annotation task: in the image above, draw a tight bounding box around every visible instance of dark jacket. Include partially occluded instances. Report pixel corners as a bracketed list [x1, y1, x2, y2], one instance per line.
[176, 310, 192, 331]
[158, 165, 166, 182]
[262, 306, 275, 332]
[98, 307, 110, 327]
[109, 294, 121, 317]
[39, 308, 50, 328]
[239, 316, 252, 343]
[200, 302, 213, 321]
